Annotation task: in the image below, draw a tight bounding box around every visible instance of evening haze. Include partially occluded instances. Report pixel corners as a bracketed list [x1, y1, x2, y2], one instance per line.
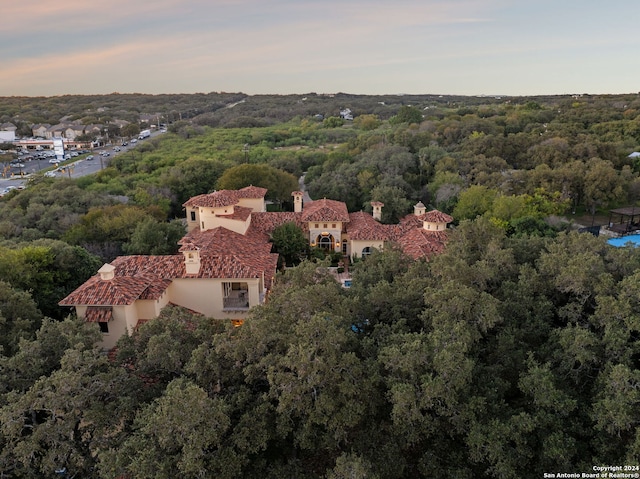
[2, 0, 639, 97]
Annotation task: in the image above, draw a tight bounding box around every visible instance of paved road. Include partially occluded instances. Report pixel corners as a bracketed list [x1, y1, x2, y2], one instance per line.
[0, 130, 164, 193]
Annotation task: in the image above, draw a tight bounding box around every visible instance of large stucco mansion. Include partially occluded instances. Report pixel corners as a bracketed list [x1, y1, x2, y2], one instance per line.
[60, 186, 452, 349]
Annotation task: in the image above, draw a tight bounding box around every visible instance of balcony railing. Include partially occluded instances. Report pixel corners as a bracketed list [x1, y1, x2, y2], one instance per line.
[223, 292, 249, 310]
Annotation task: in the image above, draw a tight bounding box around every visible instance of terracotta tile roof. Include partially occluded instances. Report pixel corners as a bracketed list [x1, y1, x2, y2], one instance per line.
[111, 255, 184, 279]
[195, 253, 275, 280]
[85, 307, 112, 322]
[179, 226, 272, 256]
[60, 240, 279, 308]
[302, 198, 350, 222]
[59, 272, 156, 306]
[247, 212, 306, 237]
[395, 229, 449, 260]
[237, 185, 267, 198]
[139, 279, 172, 299]
[219, 205, 252, 221]
[347, 211, 394, 240]
[183, 186, 267, 209]
[420, 209, 453, 223]
[183, 190, 239, 208]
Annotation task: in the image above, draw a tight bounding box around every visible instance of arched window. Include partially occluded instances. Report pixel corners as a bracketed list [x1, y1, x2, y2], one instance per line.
[361, 246, 372, 257]
[319, 235, 333, 249]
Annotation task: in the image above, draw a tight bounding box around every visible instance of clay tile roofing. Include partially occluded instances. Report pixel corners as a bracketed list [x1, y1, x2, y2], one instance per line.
[247, 212, 306, 237]
[301, 198, 350, 222]
[395, 229, 449, 260]
[420, 209, 453, 223]
[59, 272, 155, 306]
[180, 226, 272, 256]
[85, 307, 112, 323]
[139, 279, 172, 300]
[347, 211, 394, 240]
[183, 190, 239, 208]
[237, 185, 268, 198]
[220, 205, 252, 221]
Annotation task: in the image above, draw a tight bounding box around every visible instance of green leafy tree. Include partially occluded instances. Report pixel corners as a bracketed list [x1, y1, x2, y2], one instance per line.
[122, 218, 185, 255]
[353, 114, 381, 131]
[452, 185, 498, 221]
[0, 240, 100, 320]
[583, 157, 627, 215]
[0, 281, 41, 356]
[369, 185, 412, 224]
[270, 222, 309, 267]
[323, 116, 344, 128]
[63, 204, 160, 261]
[390, 105, 423, 125]
[161, 157, 228, 217]
[216, 164, 299, 206]
[0, 348, 137, 478]
[108, 378, 235, 479]
[121, 122, 141, 139]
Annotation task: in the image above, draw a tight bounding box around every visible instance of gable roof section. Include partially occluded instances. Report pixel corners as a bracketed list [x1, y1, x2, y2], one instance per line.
[183, 190, 239, 208]
[394, 229, 449, 260]
[302, 198, 350, 222]
[247, 211, 306, 238]
[179, 226, 273, 257]
[219, 205, 252, 221]
[347, 211, 394, 240]
[59, 272, 157, 306]
[236, 185, 268, 198]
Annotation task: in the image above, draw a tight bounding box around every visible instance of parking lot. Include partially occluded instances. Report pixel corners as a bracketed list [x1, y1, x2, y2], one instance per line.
[1, 130, 163, 194]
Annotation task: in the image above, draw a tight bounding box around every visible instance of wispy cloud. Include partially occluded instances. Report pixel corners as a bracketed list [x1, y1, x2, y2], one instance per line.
[1, 0, 638, 96]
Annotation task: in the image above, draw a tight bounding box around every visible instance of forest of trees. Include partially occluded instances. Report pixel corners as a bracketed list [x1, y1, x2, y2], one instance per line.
[1, 92, 640, 477]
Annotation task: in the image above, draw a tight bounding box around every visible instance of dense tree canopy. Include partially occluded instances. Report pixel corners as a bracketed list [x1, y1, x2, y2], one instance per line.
[1, 223, 639, 478]
[1, 92, 640, 477]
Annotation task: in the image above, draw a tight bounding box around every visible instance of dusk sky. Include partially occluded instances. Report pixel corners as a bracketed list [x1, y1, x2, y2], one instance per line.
[2, 0, 639, 97]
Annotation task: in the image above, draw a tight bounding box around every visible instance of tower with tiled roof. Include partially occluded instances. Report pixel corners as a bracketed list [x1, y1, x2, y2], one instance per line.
[420, 210, 453, 232]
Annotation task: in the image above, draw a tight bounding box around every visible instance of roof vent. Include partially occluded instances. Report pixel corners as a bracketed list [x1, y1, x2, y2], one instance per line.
[98, 263, 116, 281]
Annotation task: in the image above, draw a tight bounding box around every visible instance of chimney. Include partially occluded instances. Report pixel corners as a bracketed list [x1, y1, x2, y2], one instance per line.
[98, 263, 116, 281]
[371, 201, 384, 221]
[182, 249, 201, 275]
[414, 201, 426, 216]
[292, 191, 304, 213]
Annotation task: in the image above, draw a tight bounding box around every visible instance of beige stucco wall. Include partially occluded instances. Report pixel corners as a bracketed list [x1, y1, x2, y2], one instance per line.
[423, 221, 446, 231]
[197, 206, 250, 234]
[186, 206, 199, 232]
[238, 197, 265, 212]
[84, 304, 135, 351]
[214, 215, 250, 235]
[135, 291, 170, 322]
[309, 221, 343, 251]
[350, 239, 384, 258]
[168, 277, 261, 318]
